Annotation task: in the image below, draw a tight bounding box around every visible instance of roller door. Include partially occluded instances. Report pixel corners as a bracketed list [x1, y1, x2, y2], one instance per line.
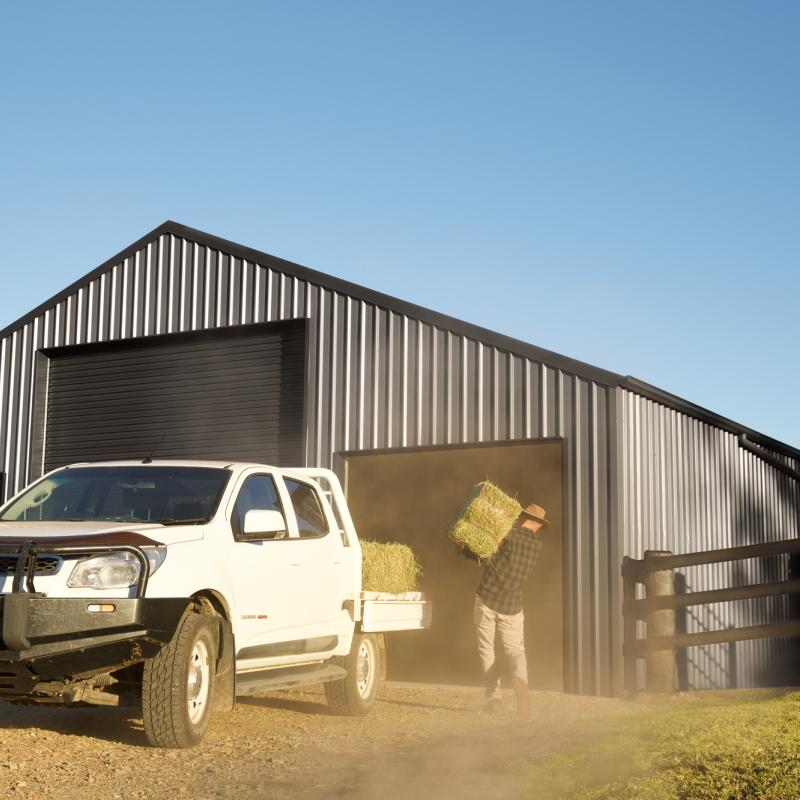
[38, 321, 305, 473]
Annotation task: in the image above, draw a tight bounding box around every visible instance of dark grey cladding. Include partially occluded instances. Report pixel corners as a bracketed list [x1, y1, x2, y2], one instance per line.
[0, 221, 797, 695]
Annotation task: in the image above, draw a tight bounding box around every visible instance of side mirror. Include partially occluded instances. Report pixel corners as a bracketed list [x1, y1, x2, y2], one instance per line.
[242, 509, 287, 539]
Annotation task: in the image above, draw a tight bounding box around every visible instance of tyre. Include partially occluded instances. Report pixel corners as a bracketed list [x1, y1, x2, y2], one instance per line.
[324, 633, 382, 716]
[142, 611, 217, 748]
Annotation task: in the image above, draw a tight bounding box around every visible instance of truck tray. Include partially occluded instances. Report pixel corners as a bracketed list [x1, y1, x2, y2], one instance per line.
[359, 592, 432, 633]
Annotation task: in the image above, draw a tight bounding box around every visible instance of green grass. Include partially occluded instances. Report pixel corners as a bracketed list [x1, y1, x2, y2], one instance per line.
[520, 690, 800, 799]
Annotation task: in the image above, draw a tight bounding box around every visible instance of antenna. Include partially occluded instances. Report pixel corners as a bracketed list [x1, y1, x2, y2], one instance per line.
[142, 434, 166, 464]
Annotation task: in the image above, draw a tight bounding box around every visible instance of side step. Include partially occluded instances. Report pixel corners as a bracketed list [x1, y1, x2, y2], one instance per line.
[235, 662, 347, 696]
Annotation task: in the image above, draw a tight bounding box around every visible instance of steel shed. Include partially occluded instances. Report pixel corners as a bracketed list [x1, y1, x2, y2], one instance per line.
[0, 221, 797, 695]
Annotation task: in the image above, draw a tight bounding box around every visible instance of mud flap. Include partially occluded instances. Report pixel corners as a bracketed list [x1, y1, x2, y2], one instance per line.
[378, 633, 387, 681]
[213, 616, 235, 712]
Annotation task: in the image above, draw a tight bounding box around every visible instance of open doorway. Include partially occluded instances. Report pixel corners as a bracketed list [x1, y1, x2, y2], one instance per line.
[342, 439, 564, 690]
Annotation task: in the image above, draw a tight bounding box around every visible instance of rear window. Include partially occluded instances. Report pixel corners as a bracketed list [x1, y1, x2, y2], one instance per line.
[0, 466, 231, 524]
[284, 479, 329, 538]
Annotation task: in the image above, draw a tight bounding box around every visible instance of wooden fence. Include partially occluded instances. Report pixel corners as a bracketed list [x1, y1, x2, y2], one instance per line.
[622, 539, 800, 693]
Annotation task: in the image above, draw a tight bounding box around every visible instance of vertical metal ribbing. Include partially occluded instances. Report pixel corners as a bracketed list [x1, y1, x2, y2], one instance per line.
[330, 293, 345, 464]
[22, 318, 40, 487]
[98, 273, 107, 342]
[589, 382, 601, 693]
[522, 360, 531, 438]
[278, 272, 286, 320]
[153, 236, 163, 335]
[253, 261, 263, 325]
[460, 337, 468, 444]
[143, 242, 152, 337]
[75, 288, 84, 346]
[178, 236, 188, 331]
[226, 256, 236, 326]
[429, 326, 438, 445]
[490, 348, 498, 440]
[15, 324, 30, 489]
[444, 333, 452, 444]
[314, 286, 326, 466]
[4, 333, 18, 494]
[539, 363, 549, 437]
[400, 316, 408, 448]
[385, 311, 394, 448]
[371, 308, 380, 449]
[132, 249, 142, 338]
[570, 375, 583, 693]
[416, 321, 425, 446]
[343, 297, 352, 451]
[357, 301, 366, 451]
[0, 338, 8, 499]
[476, 343, 484, 442]
[85, 283, 94, 344]
[65, 294, 74, 346]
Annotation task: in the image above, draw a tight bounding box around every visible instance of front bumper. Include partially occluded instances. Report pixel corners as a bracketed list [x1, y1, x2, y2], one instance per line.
[0, 539, 188, 698]
[0, 594, 190, 696]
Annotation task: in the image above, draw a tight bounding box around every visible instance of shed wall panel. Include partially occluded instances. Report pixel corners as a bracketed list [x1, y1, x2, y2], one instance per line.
[620, 390, 800, 689]
[2, 226, 795, 697]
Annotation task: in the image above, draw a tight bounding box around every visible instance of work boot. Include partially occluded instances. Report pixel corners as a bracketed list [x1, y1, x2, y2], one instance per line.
[512, 678, 530, 716]
[482, 697, 503, 714]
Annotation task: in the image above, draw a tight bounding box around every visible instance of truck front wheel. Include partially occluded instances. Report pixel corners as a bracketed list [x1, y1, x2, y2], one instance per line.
[324, 633, 382, 715]
[142, 611, 217, 747]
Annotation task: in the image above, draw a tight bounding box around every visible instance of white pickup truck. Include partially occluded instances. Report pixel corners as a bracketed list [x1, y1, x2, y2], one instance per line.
[0, 460, 431, 747]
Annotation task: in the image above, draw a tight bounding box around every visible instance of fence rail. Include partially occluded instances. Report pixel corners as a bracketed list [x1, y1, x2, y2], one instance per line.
[622, 538, 800, 693]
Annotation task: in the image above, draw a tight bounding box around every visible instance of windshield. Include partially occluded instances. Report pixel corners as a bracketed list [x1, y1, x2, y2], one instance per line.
[0, 466, 231, 524]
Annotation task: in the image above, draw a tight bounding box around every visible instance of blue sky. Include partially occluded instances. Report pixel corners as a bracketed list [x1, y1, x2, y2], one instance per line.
[1, 1, 798, 447]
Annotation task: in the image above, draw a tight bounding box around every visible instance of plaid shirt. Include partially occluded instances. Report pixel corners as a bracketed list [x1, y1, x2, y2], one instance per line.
[477, 527, 543, 615]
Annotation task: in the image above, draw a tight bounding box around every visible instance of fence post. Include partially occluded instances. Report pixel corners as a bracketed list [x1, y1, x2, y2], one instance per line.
[674, 572, 689, 691]
[644, 550, 675, 692]
[622, 557, 637, 694]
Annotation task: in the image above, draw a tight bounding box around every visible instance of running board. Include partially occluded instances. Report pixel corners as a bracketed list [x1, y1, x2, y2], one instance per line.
[235, 663, 347, 696]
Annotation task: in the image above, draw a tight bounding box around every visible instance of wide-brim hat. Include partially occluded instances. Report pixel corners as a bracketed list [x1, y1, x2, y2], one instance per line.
[520, 502, 550, 526]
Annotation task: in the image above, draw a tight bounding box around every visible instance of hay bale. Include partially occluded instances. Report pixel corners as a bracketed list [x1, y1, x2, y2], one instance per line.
[448, 480, 521, 561]
[361, 540, 421, 593]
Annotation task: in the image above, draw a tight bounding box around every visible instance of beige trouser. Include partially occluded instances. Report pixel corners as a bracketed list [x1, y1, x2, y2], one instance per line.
[473, 594, 527, 700]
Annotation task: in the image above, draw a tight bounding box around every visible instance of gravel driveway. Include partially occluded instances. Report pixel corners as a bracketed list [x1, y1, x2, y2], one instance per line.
[0, 683, 623, 800]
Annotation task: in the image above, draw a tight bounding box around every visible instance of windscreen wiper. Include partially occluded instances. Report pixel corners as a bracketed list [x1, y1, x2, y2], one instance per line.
[153, 517, 208, 526]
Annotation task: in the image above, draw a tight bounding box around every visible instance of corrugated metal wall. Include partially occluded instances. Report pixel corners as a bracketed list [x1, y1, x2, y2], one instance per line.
[620, 390, 800, 689]
[0, 228, 621, 695]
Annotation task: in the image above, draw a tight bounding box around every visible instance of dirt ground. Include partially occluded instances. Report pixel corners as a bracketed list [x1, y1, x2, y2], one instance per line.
[0, 683, 624, 800]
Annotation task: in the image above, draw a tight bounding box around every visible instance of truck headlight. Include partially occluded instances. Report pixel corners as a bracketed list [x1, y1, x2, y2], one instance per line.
[66, 548, 167, 590]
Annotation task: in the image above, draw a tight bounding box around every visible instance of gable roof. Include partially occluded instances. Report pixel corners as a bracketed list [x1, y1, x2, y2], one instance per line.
[3, 220, 798, 462]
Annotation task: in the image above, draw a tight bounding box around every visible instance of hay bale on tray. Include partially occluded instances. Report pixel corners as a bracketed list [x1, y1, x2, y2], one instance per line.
[448, 480, 522, 562]
[361, 540, 421, 594]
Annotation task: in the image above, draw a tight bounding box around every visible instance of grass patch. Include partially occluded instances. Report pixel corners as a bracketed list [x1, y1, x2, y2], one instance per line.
[448, 480, 521, 561]
[361, 540, 421, 593]
[519, 690, 800, 799]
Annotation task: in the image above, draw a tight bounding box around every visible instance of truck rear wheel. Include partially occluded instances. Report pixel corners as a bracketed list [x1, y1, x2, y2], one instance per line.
[324, 633, 381, 715]
[142, 611, 217, 748]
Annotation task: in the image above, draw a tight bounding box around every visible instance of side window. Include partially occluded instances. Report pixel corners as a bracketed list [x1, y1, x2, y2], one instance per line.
[232, 475, 284, 539]
[284, 479, 329, 539]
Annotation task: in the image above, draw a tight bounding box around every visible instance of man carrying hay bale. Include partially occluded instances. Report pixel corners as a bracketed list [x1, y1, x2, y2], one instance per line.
[473, 502, 549, 716]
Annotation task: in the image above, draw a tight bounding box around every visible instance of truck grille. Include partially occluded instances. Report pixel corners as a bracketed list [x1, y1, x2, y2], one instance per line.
[0, 556, 63, 576]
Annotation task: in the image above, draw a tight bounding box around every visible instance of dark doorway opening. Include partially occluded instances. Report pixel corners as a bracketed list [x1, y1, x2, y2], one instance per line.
[342, 439, 564, 690]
